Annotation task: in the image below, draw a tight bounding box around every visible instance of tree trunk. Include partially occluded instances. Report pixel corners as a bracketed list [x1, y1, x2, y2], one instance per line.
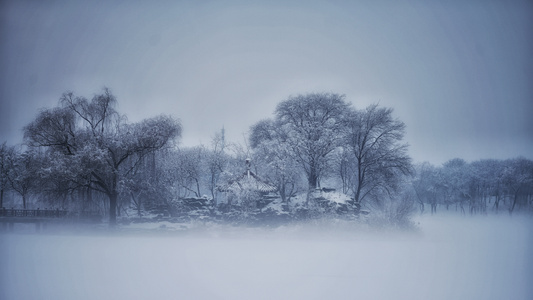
[509, 192, 518, 215]
[131, 192, 141, 217]
[353, 156, 364, 204]
[308, 166, 318, 190]
[195, 178, 201, 198]
[280, 181, 287, 203]
[109, 192, 118, 226]
[210, 174, 217, 202]
[138, 197, 142, 217]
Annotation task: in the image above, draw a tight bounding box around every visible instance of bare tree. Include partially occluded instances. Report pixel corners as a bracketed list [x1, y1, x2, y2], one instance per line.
[250, 119, 303, 204]
[274, 93, 349, 190]
[367, 181, 416, 228]
[5, 148, 42, 209]
[204, 131, 229, 202]
[169, 147, 204, 198]
[503, 157, 533, 215]
[412, 162, 440, 214]
[439, 158, 471, 213]
[471, 159, 506, 214]
[343, 104, 412, 206]
[24, 106, 77, 155]
[331, 147, 357, 195]
[0, 142, 11, 208]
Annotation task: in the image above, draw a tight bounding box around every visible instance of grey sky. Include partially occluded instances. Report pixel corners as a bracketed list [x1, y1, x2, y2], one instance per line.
[1, 0, 532, 165]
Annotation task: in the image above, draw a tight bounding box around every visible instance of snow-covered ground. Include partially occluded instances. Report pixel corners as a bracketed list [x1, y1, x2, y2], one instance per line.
[1, 214, 532, 300]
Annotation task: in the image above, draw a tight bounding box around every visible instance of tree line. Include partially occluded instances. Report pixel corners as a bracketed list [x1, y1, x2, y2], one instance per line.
[1, 89, 532, 226]
[412, 157, 533, 215]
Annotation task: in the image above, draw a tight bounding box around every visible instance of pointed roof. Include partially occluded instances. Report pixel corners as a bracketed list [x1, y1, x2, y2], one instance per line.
[218, 159, 277, 193]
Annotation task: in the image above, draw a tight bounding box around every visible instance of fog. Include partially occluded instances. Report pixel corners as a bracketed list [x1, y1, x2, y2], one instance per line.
[1, 215, 531, 300]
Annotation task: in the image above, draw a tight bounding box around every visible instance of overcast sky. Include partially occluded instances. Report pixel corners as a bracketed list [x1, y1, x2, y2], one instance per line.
[1, 0, 531, 165]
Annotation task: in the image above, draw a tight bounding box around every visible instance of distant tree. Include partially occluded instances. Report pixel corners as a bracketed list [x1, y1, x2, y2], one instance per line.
[466, 159, 506, 215]
[138, 149, 186, 216]
[155, 147, 205, 201]
[250, 119, 303, 204]
[0, 142, 11, 208]
[177, 147, 204, 198]
[343, 104, 412, 206]
[117, 154, 156, 218]
[274, 93, 350, 190]
[24, 88, 181, 225]
[474, 159, 506, 213]
[249, 119, 276, 149]
[502, 157, 533, 214]
[440, 158, 471, 213]
[367, 178, 416, 228]
[332, 147, 355, 195]
[36, 150, 81, 210]
[204, 130, 229, 202]
[5, 148, 42, 209]
[412, 162, 437, 214]
[23, 106, 77, 155]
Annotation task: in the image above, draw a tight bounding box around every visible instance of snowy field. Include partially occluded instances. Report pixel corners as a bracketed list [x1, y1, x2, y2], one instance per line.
[1, 215, 532, 300]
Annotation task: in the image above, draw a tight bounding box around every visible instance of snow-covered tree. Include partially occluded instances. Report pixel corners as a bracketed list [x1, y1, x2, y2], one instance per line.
[274, 93, 350, 190]
[5, 147, 42, 209]
[332, 147, 356, 195]
[343, 104, 412, 206]
[203, 131, 230, 202]
[155, 146, 205, 202]
[412, 162, 440, 214]
[467, 159, 510, 214]
[502, 157, 533, 214]
[0, 142, 11, 208]
[24, 88, 181, 225]
[367, 177, 416, 228]
[439, 158, 471, 213]
[250, 119, 304, 204]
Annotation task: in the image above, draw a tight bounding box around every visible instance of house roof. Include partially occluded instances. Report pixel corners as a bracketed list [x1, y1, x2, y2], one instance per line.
[218, 161, 277, 193]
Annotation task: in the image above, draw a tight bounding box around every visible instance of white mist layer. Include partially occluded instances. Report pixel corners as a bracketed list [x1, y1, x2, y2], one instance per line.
[1, 215, 532, 300]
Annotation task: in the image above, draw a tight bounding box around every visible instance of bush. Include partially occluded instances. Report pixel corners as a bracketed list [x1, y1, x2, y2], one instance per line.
[366, 193, 416, 229]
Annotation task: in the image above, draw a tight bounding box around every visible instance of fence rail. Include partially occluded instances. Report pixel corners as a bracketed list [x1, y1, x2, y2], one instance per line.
[1, 208, 68, 218]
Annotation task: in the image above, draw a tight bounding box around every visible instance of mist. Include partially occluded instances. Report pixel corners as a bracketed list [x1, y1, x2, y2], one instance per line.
[2, 214, 532, 300]
[1, 1, 532, 298]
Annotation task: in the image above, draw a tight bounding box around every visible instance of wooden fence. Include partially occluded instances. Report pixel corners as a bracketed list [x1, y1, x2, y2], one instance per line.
[1, 208, 68, 218]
